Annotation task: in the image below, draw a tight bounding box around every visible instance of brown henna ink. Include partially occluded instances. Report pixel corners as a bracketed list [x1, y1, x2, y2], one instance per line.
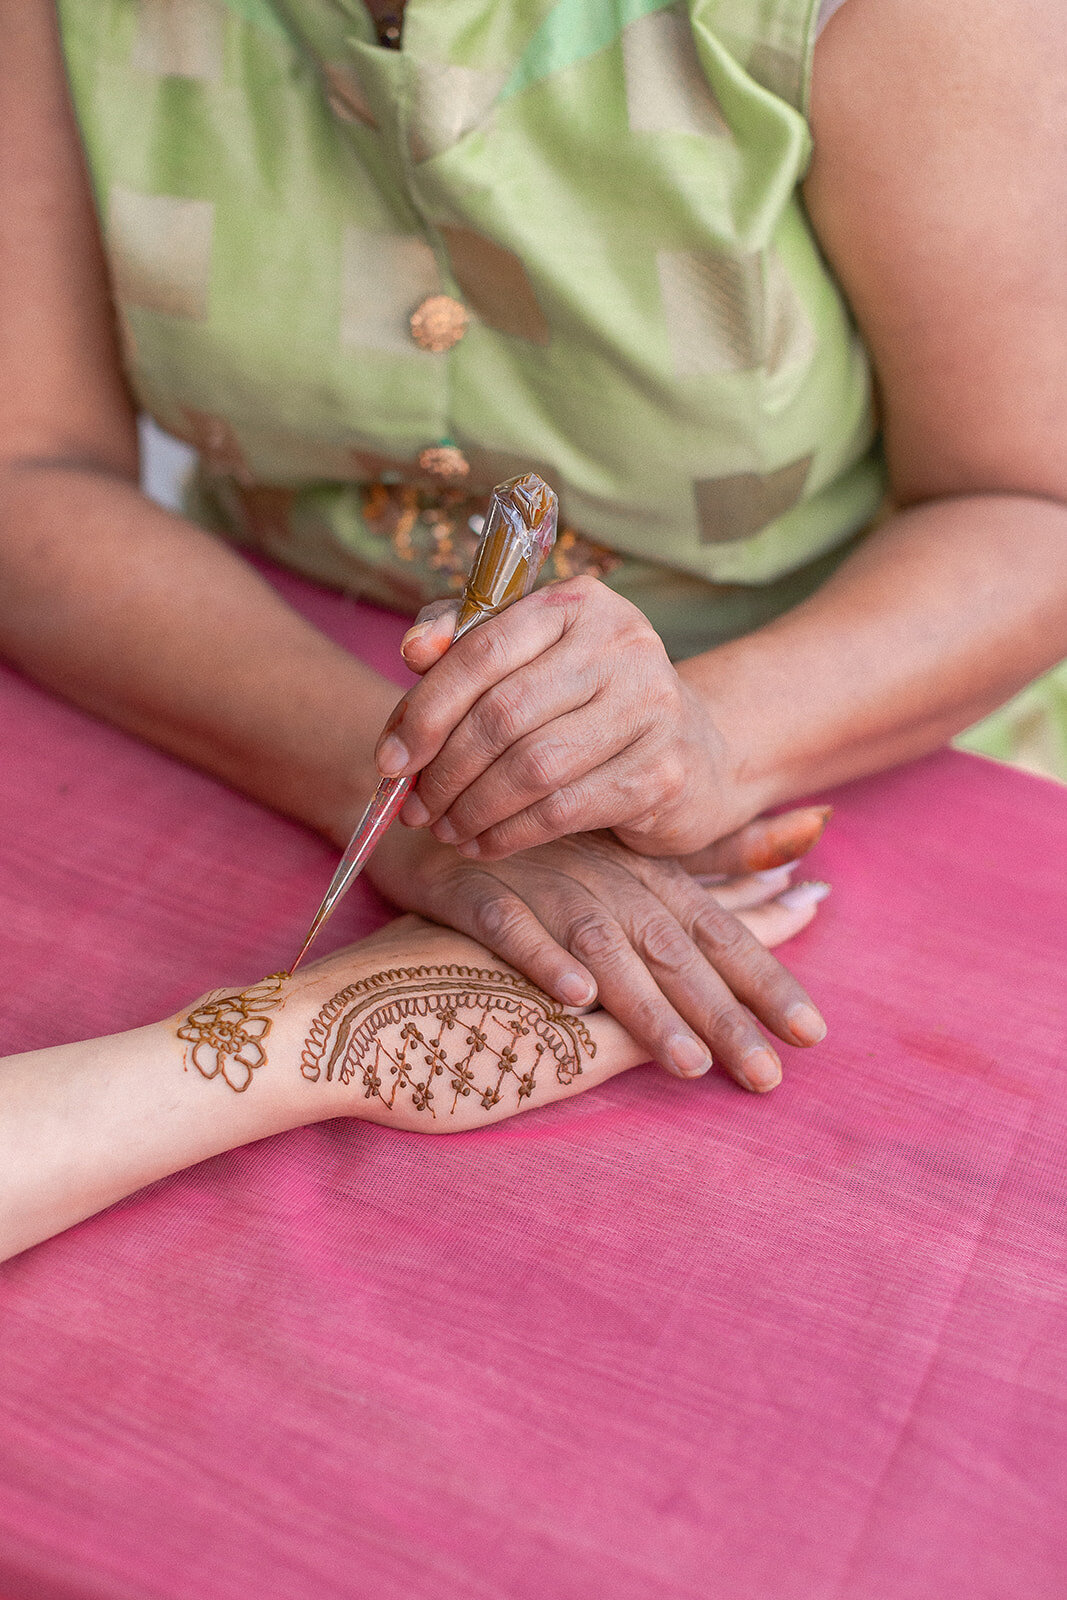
[300, 965, 594, 1119]
[177, 973, 288, 1093]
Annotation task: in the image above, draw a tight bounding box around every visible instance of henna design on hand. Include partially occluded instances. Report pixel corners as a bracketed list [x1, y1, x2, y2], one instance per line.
[177, 974, 288, 1093]
[300, 965, 595, 1120]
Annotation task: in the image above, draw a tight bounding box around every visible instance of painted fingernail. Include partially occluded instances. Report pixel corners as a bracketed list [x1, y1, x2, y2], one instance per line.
[400, 621, 434, 656]
[755, 863, 797, 888]
[377, 735, 409, 776]
[457, 838, 480, 858]
[433, 816, 457, 844]
[402, 794, 430, 827]
[739, 1046, 782, 1092]
[787, 1001, 827, 1045]
[667, 1034, 713, 1079]
[557, 972, 596, 1007]
[776, 879, 831, 912]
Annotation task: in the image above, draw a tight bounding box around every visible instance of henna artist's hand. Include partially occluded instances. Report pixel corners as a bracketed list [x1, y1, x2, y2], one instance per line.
[362, 825, 827, 1093]
[377, 579, 729, 859]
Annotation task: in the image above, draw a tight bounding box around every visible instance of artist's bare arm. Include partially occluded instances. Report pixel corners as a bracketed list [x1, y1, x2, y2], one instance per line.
[695, 0, 1067, 816]
[386, 0, 1067, 852]
[0, 1, 395, 838]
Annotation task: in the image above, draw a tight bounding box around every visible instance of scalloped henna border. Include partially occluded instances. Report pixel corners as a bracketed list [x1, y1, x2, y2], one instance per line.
[300, 963, 595, 1118]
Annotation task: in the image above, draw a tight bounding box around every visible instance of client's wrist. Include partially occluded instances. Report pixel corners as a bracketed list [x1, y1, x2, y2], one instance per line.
[170, 970, 354, 1125]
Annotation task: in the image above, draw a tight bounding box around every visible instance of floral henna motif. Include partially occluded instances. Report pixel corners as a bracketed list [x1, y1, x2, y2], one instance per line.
[177, 973, 288, 1093]
[300, 965, 595, 1119]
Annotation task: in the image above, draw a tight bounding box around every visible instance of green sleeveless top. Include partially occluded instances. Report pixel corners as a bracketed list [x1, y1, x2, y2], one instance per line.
[58, 0, 886, 656]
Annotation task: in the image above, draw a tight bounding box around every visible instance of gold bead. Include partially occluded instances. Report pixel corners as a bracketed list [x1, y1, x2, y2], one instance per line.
[418, 445, 470, 481]
[410, 295, 469, 353]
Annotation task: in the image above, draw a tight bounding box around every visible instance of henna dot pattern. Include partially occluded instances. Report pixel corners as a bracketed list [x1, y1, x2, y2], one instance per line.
[177, 973, 287, 1093]
[300, 965, 595, 1119]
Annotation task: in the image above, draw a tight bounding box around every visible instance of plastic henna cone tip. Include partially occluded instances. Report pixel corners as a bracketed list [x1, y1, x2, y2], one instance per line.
[287, 473, 558, 975]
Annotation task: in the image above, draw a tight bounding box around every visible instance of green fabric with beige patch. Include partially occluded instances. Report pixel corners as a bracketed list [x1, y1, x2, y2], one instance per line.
[57, 0, 1065, 775]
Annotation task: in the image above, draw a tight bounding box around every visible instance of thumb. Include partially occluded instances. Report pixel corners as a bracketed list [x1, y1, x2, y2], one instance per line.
[680, 806, 832, 880]
[400, 600, 460, 675]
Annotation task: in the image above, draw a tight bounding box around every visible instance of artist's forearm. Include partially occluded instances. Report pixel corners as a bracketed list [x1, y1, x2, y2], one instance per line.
[681, 493, 1067, 818]
[0, 460, 398, 842]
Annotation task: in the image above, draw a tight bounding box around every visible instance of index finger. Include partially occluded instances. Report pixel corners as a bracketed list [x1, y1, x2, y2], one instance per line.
[375, 591, 568, 779]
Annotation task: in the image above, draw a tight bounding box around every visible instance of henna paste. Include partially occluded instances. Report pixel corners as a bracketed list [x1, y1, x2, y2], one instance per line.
[300, 965, 595, 1119]
[177, 973, 288, 1093]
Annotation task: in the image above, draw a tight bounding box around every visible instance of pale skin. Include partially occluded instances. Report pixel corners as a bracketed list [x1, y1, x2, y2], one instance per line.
[1, 4, 1062, 1074]
[0, 882, 822, 1264]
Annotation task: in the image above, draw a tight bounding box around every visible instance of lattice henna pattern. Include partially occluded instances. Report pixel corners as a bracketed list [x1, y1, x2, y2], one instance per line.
[177, 973, 288, 1093]
[300, 964, 595, 1119]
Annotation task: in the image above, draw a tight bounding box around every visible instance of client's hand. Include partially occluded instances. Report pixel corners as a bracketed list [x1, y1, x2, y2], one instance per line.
[0, 902, 828, 1261]
[281, 916, 647, 1133]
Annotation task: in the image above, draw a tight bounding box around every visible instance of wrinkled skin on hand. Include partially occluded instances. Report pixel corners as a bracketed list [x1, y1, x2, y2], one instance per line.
[376, 578, 730, 860]
[363, 819, 829, 1092]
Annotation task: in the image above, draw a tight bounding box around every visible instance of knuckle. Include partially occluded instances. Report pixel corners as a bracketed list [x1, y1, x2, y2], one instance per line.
[534, 786, 578, 833]
[616, 602, 659, 649]
[692, 905, 754, 964]
[469, 885, 527, 948]
[465, 622, 513, 678]
[556, 573, 599, 606]
[514, 740, 564, 795]
[625, 992, 673, 1041]
[563, 910, 625, 968]
[704, 1006, 762, 1058]
[638, 917, 695, 977]
[471, 686, 525, 752]
[399, 697, 437, 752]
[543, 573, 611, 624]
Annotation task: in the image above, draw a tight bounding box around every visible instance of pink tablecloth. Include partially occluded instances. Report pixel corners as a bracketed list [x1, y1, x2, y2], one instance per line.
[1, 559, 1065, 1600]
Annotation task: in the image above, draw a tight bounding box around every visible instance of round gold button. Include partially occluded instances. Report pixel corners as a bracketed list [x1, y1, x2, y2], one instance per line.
[418, 445, 470, 481]
[410, 295, 469, 353]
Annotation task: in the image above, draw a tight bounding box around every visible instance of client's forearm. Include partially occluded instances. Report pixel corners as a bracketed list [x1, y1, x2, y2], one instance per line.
[0, 919, 644, 1262]
[0, 997, 330, 1263]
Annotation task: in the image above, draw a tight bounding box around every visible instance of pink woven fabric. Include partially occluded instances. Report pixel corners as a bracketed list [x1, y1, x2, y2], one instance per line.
[1, 556, 1065, 1600]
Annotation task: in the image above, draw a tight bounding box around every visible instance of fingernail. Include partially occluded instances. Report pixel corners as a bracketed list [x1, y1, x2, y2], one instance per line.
[557, 972, 596, 1007]
[755, 863, 797, 888]
[776, 879, 831, 912]
[377, 735, 409, 777]
[400, 621, 433, 656]
[457, 838, 480, 858]
[787, 1001, 827, 1045]
[739, 1046, 782, 1092]
[402, 794, 430, 827]
[667, 1034, 712, 1079]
